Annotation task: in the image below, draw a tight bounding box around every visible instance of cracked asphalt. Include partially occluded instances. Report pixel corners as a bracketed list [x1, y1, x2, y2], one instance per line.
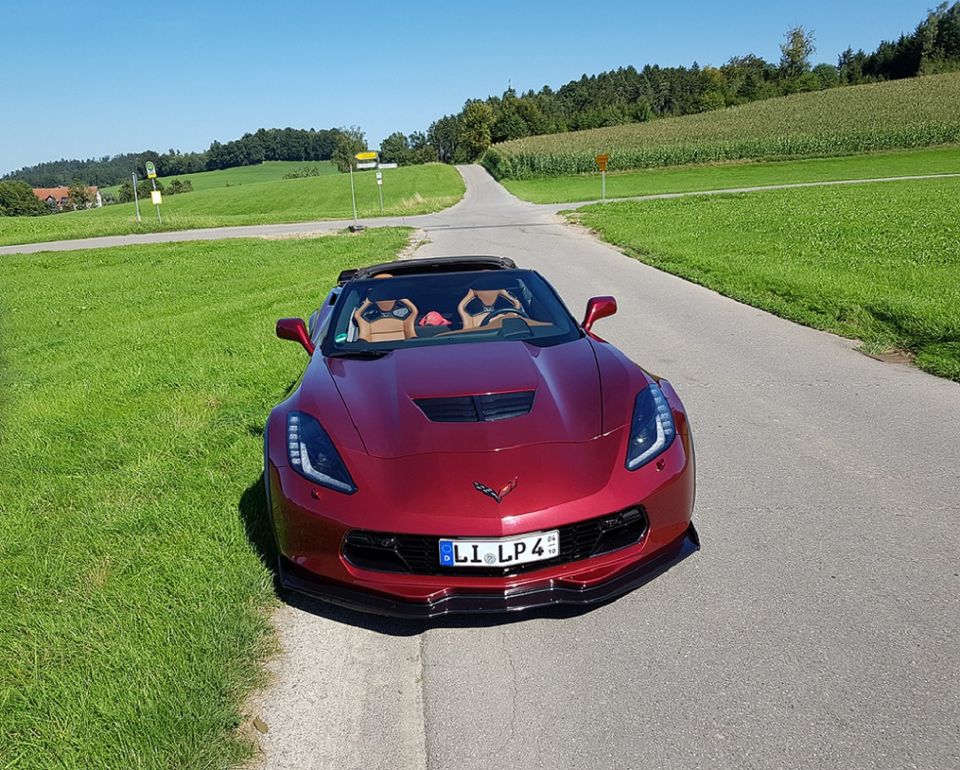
[245, 165, 960, 770]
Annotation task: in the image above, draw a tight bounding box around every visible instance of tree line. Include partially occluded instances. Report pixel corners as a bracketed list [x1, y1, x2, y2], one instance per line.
[2, 127, 346, 188]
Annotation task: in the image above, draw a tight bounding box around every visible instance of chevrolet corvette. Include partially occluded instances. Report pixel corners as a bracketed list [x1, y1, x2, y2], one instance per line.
[265, 255, 698, 617]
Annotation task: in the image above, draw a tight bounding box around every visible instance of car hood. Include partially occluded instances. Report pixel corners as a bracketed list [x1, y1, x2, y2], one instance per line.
[318, 339, 602, 459]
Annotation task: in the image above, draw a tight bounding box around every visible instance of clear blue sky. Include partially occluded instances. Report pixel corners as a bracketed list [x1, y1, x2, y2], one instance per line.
[0, 0, 935, 175]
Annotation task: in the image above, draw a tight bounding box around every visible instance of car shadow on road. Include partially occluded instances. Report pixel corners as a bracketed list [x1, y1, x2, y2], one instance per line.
[239, 474, 614, 636]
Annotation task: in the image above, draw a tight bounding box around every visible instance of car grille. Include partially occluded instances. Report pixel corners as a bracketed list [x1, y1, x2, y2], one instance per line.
[342, 506, 648, 576]
[414, 391, 535, 423]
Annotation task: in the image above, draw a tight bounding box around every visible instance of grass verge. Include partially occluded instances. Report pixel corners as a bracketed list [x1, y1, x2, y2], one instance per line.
[573, 177, 960, 380]
[0, 164, 463, 247]
[503, 145, 960, 203]
[0, 228, 410, 768]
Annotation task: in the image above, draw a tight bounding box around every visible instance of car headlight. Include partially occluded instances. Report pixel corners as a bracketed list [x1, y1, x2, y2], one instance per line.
[626, 383, 676, 471]
[287, 411, 356, 494]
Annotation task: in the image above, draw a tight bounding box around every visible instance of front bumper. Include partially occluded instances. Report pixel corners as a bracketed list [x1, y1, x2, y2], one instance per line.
[279, 523, 699, 618]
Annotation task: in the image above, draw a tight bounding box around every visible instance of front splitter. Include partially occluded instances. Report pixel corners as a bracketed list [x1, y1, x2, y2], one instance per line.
[279, 524, 699, 619]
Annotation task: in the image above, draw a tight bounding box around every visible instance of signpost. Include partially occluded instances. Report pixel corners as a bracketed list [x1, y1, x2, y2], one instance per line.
[132, 173, 141, 223]
[349, 151, 380, 231]
[595, 154, 609, 203]
[144, 161, 162, 223]
[375, 170, 383, 212]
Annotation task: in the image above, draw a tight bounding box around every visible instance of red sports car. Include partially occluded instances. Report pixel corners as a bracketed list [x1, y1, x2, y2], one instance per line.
[265, 256, 697, 617]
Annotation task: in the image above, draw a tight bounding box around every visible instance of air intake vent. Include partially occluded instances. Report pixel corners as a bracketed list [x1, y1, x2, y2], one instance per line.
[414, 391, 535, 422]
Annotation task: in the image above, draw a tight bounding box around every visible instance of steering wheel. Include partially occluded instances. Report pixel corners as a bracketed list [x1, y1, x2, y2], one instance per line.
[479, 308, 530, 327]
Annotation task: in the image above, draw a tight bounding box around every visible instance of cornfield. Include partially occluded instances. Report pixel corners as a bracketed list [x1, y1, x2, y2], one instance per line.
[483, 73, 960, 179]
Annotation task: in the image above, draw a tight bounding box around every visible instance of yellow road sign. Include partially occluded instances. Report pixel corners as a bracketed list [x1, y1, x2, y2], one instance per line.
[355, 151, 378, 160]
[595, 154, 609, 171]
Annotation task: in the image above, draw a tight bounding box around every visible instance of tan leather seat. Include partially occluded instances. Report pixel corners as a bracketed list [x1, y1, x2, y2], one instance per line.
[457, 288, 522, 329]
[353, 297, 418, 342]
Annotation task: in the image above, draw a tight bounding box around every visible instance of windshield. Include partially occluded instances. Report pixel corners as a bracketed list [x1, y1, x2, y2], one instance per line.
[322, 269, 580, 355]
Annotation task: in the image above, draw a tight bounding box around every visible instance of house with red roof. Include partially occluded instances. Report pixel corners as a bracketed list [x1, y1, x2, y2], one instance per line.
[32, 186, 103, 211]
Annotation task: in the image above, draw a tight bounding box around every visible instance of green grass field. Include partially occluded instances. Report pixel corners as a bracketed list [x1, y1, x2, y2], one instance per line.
[502, 145, 960, 203]
[0, 163, 463, 246]
[0, 229, 410, 768]
[485, 72, 960, 178]
[100, 160, 338, 197]
[573, 177, 960, 380]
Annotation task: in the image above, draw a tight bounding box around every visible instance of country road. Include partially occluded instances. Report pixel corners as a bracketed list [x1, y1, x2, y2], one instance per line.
[2, 170, 959, 255]
[245, 166, 960, 770]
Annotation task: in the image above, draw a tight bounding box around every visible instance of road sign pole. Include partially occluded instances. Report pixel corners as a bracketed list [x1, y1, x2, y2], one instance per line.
[132, 173, 141, 223]
[377, 171, 384, 212]
[595, 154, 609, 202]
[152, 178, 162, 224]
[349, 151, 379, 231]
[349, 163, 358, 225]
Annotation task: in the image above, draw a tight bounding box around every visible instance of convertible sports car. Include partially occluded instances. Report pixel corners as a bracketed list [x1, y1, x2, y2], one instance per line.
[265, 255, 698, 617]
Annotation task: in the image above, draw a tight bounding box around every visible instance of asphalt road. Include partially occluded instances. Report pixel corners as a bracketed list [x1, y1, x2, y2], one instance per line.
[246, 165, 960, 770]
[3, 171, 958, 255]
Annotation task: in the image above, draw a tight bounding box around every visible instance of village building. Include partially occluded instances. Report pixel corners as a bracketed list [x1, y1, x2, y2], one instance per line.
[31, 186, 103, 211]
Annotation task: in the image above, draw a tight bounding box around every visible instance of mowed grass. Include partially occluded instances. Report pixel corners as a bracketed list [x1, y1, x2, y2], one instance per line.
[100, 160, 338, 197]
[0, 229, 410, 768]
[574, 177, 960, 380]
[0, 163, 463, 246]
[503, 145, 960, 203]
[485, 72, 960, 178]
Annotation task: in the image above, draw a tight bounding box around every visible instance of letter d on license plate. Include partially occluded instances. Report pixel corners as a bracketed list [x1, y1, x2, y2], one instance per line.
[438, 531, 559, 568]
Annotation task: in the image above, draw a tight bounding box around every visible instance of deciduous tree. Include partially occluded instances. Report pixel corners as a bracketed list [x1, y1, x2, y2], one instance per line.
[0, 180, 50, 216]
[331, 127, 367, 172]
[458, 101, 494, 160]
[780, 26, 816, 79]
[67, 179, 92, 210]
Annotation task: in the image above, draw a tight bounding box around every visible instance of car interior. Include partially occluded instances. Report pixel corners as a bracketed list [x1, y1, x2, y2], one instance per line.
[335, 270, 569, 347]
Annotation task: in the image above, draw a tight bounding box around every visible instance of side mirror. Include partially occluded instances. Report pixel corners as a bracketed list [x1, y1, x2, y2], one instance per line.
[276, 317, 315, 355]
[581, 296, 617, 333]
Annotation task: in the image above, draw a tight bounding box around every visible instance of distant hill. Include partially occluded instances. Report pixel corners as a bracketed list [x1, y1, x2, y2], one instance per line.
[482, 72, 960, 178]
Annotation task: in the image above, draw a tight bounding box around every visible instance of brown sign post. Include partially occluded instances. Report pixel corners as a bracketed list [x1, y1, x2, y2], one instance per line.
[595, 154, 610, 202]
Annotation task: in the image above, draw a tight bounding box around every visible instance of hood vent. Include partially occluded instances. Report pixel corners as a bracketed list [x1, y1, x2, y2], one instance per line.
[414, 391, 535, 423]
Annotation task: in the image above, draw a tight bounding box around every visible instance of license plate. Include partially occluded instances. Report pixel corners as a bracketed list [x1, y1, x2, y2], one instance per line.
[438, 531, 559, 568]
